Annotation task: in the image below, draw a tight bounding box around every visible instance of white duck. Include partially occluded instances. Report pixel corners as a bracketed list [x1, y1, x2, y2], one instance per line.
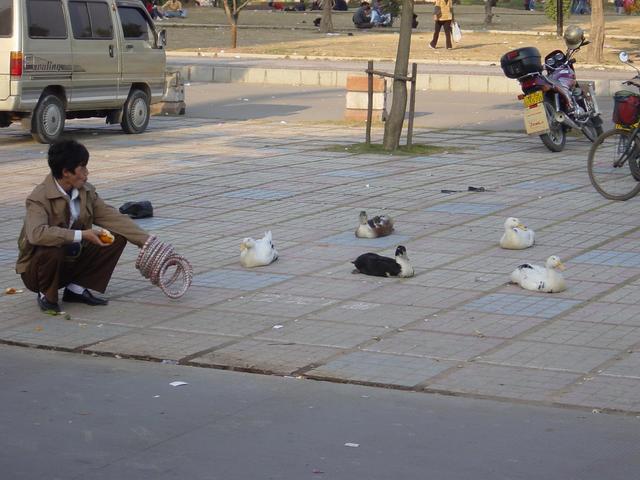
[240, 231, 278, 268]
[355, 211, 394, 238]
[500, 217, 535, 250]
[510, 255, 566, 293]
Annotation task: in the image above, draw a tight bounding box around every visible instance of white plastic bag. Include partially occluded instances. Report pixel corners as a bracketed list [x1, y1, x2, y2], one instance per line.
[452, 21, 462, 42]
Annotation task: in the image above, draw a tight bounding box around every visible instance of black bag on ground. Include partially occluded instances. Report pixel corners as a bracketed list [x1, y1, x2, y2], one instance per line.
[119, 201, 154, 219]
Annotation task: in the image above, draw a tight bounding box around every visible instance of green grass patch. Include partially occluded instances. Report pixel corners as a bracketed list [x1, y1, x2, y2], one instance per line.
[325, 142, 461, 156]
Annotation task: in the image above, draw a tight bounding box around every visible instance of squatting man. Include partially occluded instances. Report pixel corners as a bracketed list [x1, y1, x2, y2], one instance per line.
[16, 140, 149, 313]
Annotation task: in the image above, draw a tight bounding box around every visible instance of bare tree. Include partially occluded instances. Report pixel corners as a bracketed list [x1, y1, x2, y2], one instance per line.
[319, 0, 334, 33]
[222, 0, 251, 48]
[587, 0, 605, 64]
[382, 0, 414, 150]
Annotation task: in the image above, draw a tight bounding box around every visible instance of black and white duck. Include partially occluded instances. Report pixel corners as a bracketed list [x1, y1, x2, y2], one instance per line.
[510, 255, 566, 293]
[355, 210, 394, 238]
[352, 246, 414, 278]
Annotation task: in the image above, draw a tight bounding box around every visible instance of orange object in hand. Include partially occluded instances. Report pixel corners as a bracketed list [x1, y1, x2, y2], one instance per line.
[99, 229, 115, 244]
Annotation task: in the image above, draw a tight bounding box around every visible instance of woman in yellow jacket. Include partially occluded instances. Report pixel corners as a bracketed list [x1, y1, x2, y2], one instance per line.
[429, 0, 453, 49]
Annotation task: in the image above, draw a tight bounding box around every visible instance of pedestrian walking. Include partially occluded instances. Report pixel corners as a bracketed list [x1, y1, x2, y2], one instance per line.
[429, 0, 453, 50]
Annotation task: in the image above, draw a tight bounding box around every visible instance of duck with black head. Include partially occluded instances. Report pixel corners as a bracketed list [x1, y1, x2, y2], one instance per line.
[352, 246, 414, 278]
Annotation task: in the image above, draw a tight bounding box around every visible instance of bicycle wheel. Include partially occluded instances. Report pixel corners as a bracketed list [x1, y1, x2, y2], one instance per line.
[587, 129, 640, 201]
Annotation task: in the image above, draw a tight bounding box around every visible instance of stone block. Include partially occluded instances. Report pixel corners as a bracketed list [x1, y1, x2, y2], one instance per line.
[344, 108, 385, 121]
[346, 91, 386, 110]
[429, 74, 450, 91]
[300, 69, 320, 86]
[450, 75, 470, 92]
[318, 70, 338, 87]
[468, 75, 489, 93]
[213, 66, 232, 83]
[189, 65, 213, 82]
[347, 75, 386, 92]
[266, 68, 301, 85]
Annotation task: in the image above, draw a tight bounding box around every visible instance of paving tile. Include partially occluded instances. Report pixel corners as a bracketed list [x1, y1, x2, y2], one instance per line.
[363, 330, 504, 361]
[87, 329, 231, 360]
[318, 231, 410, 249]
[522, 320, 640, 350]
[360, 284, 480, 309]
[556, 376, 640, 412]
[307, 351, 456, 387]
[479, 341, 617, 373]
[190, 339, 341, 375]
[155, 311, 282, 337]
[213, 292, 337, 317]
[255, 319, 389, 348]
[192, 269, 292, 290]
[424, 202, 506, 215]
[571, 250, 640, 268]
[414, 310, 545, 338]
[0, 319, 130, 349]
[600, 352, 640, 379]
[511, 180, 579, 192]
[222, 188, 295, 201]
[563, 302, 640, 326]
[427, 363, 581, 402]
[307, 301, 435, 328]
[461, 293, 581, 319]
[321, 169, 387, 179]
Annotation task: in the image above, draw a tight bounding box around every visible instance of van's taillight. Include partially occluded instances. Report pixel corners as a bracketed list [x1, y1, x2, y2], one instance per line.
[10, 52, 23, 76]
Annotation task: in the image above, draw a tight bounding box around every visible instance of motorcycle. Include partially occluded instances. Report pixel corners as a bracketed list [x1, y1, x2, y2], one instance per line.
[500, 26, 603, 152]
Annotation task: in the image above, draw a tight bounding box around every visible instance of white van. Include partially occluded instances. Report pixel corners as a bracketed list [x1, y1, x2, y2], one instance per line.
[0, 0, 166, 143]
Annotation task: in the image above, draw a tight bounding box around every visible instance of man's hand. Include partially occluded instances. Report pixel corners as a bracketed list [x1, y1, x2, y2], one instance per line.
[82, 229, 107, 246]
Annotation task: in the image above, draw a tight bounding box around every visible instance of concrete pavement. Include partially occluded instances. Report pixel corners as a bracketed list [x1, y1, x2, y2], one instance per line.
[1, 116, 640, 414]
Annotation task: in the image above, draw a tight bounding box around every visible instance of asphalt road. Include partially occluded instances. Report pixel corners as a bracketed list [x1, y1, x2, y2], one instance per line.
[1, 345, 639, 480]
[183, 82, 616, 131]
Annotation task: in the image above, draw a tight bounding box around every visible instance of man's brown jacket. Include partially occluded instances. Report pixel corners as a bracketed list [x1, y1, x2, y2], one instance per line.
[16, 174, 149, 274]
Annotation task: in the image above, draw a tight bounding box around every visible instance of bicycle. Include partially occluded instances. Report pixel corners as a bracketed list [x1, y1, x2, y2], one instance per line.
[587, 51, 640, 201]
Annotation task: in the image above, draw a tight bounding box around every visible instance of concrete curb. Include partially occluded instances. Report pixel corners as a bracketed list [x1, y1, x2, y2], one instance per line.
[169, 60, 630, 96]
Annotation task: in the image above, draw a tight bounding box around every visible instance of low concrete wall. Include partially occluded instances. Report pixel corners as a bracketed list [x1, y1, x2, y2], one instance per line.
[172, 63, 623, 96]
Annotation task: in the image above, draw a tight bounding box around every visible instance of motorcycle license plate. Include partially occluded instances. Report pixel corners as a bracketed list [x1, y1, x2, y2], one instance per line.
[523, 91, 544, 108]
[615, 122, 639, 131]
[524, 102, 550, 135]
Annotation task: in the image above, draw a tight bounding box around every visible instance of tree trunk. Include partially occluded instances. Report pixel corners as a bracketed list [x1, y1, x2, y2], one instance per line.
[231, 17, 238, 48]
[484, 0, 493, 25]
[383, 0, 414, 151]
[587, 0, 605, 64]
[319, 0, 334, 33]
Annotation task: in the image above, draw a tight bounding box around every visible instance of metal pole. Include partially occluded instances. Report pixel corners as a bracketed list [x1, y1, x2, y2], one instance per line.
[406, 63, 417, 148]
[556, 0, 563, 37]
[366, 60, 373, 146]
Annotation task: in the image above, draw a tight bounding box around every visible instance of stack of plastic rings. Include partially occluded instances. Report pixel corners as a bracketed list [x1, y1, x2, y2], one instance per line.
[136, 235, 193, 299]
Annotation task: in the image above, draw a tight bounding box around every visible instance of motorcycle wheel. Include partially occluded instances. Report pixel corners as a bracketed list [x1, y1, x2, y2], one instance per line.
[539, 101, 566, 152]
[582, 116, 604, 143]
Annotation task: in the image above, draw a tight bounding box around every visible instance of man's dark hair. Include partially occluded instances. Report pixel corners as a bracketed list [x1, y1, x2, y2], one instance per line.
[48, 140, 89, 178]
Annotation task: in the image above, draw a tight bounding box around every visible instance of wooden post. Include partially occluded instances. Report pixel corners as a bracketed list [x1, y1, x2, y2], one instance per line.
[366, 60, 373, 145]
[406, 63, 417, 148]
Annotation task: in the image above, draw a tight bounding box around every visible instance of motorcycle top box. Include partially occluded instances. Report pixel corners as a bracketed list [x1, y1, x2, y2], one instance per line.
[500, 47, 543, 79]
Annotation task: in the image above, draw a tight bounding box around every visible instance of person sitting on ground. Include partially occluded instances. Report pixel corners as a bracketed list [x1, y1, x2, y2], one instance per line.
[16, 140, 150, 314]
[333, 0, 348, 10]
[161, 0, 187, 17]
[370, 0, 392, 26]
[353, 1, 374, 28]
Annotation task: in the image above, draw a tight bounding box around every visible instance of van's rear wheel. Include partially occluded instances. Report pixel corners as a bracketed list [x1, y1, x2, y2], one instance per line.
[121, 89, 150, 134]
[31, 94, 65, 144]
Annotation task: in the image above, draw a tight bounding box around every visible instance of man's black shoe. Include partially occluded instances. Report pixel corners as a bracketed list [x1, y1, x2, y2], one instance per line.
[63, 288, 108, 306]
[37, 295, 61, 313]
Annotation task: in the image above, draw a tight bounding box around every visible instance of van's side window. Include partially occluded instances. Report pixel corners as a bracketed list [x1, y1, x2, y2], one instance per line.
[117, 7, 151, 42]
[0, 0, 12, 37]
[69, 1, 113, 39]
[27, 0, 67, 38]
